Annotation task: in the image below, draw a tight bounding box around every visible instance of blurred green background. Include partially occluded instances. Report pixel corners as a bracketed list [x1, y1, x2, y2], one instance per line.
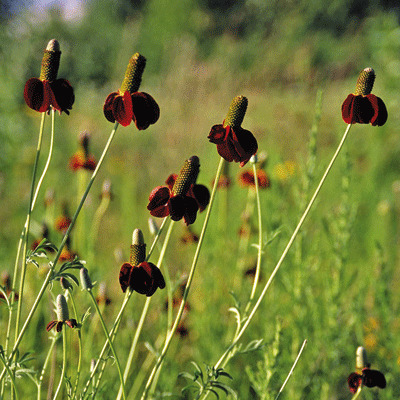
[1, 0, 400, 398]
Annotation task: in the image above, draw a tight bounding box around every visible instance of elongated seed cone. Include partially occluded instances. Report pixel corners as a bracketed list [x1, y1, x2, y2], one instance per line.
[60, 277, 72, 290]
[223, 95, 248, 128]
[356, 346, 368, 372]
[56, 294, 69, 321]
[354, 68, 375, 96]
[120, 53, 146, 94]
[80, 267, 93, 290]
[39, 39, 61, 82]
[130, 228, 146, 265]
[172, 156, 200, 197]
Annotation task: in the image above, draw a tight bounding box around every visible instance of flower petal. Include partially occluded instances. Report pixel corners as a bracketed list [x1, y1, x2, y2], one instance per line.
[362, 368, 386, 389]
[208, 124, 228, 144]
[165, 174, 177, 191]
[104, 92, 119, 123]
[182, 196, 199, 225]
[51, 79, 75, 115]
[112, 91, 134, 126]
[131, 92, 160, 130]
[367, 94, 388, 126]
[347, 372, 362, 393]
[119, 262, 133, 293]
[231, 127, 258, 166]
[46, 320, 57, 332]
[341, 94, 356, 124]
[147, 186, 171, 217]
[168, 195, 186, 221]
[24, 78, 50, 112]
[190, 184, 210, 212]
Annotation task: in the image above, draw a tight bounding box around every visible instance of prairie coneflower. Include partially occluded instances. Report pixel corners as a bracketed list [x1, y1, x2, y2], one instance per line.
[208, 96, 258, 167]
[104, 53, 159, 129]
[341, 68, 387, 126]
[147, 156, 210, 225]
[24, 39, 74, 115]
[239, 169, 270, 188]
[46, 294, 77, 332]
[347, 346, 386, 393]
[119, 229, 165, 296]
[69, 132, 97, 172]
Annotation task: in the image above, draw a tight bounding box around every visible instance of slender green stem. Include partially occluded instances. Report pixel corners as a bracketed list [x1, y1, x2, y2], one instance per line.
[140, 157, 225, 400]
[275, 339, 307, 399]
[87, 291, 126, 400]
[351, 386, 362, 400]
[0, 352, 18, 400]
[37, 336, 58, 400]
[14, 112, 47, 341]
[210, 124, 353, 377]
[0, 122, 120, 384]
[245, 161, 263, 310]
[116, 219, 175, 400]
[53, 328, 67, 400]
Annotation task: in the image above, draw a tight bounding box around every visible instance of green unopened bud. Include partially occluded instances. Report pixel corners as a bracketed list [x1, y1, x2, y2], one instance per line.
[80, 267, 93, 290]
[130, 228, 146, 265]
[356, 346, 368, 372]
[223, 96, 248, 128]
[148, 218, 159, 236]
[60, 277, 73, 291]
[39, 39, 61, 82]
[56, 294, 69, 321]
[354, 68, 375, 96]
[120, 53, 146, 94]
[172, 156, 200, 197]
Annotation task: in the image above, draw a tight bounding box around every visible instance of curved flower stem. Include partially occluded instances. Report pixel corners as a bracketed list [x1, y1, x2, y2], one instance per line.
[53, 328, 67, 400]
[244, 160, 262, 312]
[200, 124, 352, 399]
[351, 386, 362, 399]
[275, 339, 307, 399]
[37, 336, 57, 400]
[87, 290, 126, 400]
[0, 122, 120, 384]
[116, 219, 175, 400]
[82, 217, 169, 399]
[13, 111, 47, 342]
[140, 157, 225, 400]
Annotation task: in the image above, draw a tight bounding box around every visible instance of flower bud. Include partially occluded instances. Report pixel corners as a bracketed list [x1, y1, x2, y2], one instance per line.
[39, 39, 61, 82]
[223, 95, 248, 128]
[148, 217, 159, 236]
[130, 228, 146, 265]
[56, 294, 69, 321]
[120, 53, 146, 94]
[172, 156, 200, 197]
[80, 267, 93, 291]
[60, 277, 73, 291]
[354, 68, 375, 96]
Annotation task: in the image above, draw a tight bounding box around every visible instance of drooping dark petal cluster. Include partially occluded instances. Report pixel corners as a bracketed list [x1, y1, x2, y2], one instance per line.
[46, 294, 77, 332]
[119, 229, 165, 296]
[103, 53, 160, 129]
[24, 39, 74, 115]
[208, 96, 258, 167]
[239, 169, 270, 188]
[341, 67, 387, 126]
[347, 368, 386, 393]
[69, 132, 97, 172]
[147, 156, 210, 225]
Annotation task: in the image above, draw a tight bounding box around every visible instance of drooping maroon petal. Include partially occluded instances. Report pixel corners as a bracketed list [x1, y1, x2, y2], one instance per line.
[362, 368, 386, 389]
[341, 94, 375, 124]
[46, 320, 57, 332]
[65, 319, 77, 329]
[348, 372, 362, 393]
[51, 79, 75, 115]
[112, 91, 134, 127]
[341, 94, 356, 124]
[182, 196, 199, 225]
[231, 127, 258, 167]
[165, 174, 177, 191]
[168, 195, 186, 221]
[216, 141, 235, 162]
[208, 124, 228, 144]
[24, 78, 50, 112]
[131, 92, 160, 130]
[147, 186, 171, 217]
[367, 94, 388, 126]
[129, 262, 165, 296]
[56, 321, 64, 332]
[119, 262, 133, 293]
[190, 184, 210, 212]
[104, 92, 119, 123]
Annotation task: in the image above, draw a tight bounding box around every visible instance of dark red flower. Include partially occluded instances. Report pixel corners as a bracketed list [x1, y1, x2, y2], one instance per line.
[341, 68, 387, 126]
[347, 368, 386, 393]
[147, 157, 210, 225]
[46, 318, 78, 332]
[46, 294, 77, 332]
[24, 40, 74, 115]
[104, 91, 159, 129]
[119, 261, 165, 296]
[69, 132, 97, 171]
[208, 124, 258, 167]
[239, 169, 270, 188]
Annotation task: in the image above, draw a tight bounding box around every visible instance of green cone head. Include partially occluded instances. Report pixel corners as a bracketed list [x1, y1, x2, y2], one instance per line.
[223, 95, 248, 128]
[39, 39, 61, 82]
[355, 68, 375, 96]
[120, 53, 146, 94]
[172, 156, 200, 197]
